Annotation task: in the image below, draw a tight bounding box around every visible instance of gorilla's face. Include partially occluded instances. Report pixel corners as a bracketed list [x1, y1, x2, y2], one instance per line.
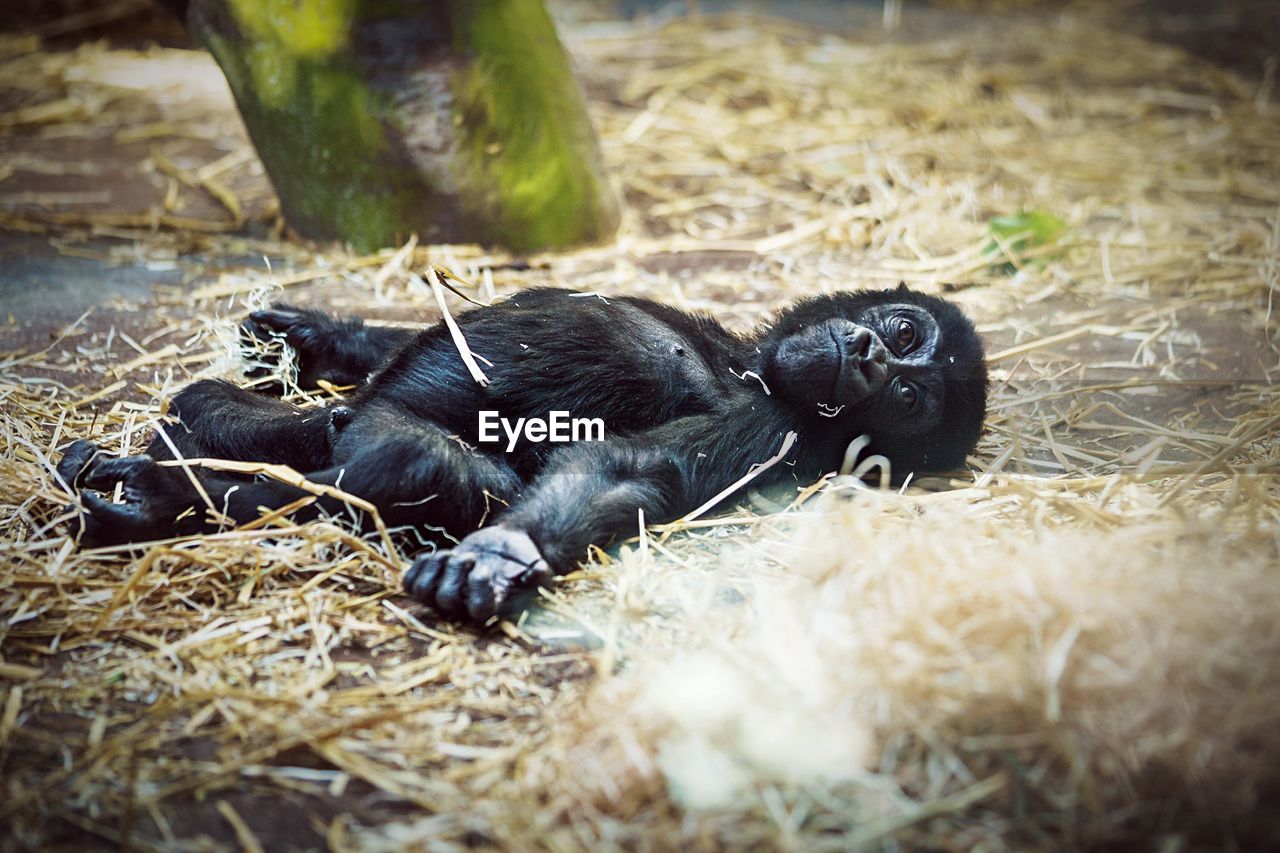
[762, 287, 988, 476]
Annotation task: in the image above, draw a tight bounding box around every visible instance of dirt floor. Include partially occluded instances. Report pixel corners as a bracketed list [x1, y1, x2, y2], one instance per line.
[1, 1, 1279, 850]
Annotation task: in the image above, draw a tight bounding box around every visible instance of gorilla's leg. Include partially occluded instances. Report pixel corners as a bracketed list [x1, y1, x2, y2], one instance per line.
[146, 378, 336, 472]
[59, 418, 522, 548]
[242, 305, 417, 391]
[289, 413, 524, 531]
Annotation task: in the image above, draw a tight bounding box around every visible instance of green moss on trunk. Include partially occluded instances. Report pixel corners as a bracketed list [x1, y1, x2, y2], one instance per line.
[448, 1, 618, 251]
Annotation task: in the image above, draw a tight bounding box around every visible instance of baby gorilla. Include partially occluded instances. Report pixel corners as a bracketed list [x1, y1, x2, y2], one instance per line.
[58, 286, 987, 623]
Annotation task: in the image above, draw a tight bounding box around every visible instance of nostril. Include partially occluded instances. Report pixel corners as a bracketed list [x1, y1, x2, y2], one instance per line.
[863, 334, 887, 363]
[847, 327, 871, 357]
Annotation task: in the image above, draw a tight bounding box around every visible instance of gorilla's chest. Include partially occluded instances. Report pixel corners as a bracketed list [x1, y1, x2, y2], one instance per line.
[480, 302, 727, 431]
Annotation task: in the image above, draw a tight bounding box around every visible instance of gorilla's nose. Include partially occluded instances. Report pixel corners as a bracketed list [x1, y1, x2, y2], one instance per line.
[845, 326, 888, 395]
[847, 326, 873, 357]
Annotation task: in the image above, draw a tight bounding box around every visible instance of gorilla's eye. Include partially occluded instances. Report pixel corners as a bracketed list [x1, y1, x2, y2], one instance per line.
[898, 382, 918, 408]
[894, 318, 917, 352]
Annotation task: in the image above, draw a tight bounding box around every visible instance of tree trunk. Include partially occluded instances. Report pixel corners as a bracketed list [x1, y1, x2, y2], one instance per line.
[186, 0, 619, 253]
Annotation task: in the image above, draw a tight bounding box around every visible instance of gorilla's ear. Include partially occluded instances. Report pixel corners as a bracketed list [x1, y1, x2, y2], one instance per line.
[896, 281, 909, 293]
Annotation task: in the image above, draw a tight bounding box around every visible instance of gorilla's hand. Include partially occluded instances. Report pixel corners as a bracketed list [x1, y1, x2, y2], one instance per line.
[57, 439, 202, 547]
[403, 526, 551, 624]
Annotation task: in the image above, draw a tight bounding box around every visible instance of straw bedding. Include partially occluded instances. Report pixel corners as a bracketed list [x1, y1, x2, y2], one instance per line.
[1, 3, 1278, 849]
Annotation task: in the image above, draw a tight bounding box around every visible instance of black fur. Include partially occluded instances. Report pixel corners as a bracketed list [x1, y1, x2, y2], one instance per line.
[58, 286, 987, 623]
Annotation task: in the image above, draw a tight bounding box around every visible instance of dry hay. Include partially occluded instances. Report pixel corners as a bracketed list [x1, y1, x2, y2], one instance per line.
[2, 4, 1279, 850]
[485, 487, 1280, 849]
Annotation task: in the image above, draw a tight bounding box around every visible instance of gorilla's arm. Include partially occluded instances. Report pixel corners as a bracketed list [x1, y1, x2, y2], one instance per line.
[243, 306, 419, 389]
[403, 401, 805, 622]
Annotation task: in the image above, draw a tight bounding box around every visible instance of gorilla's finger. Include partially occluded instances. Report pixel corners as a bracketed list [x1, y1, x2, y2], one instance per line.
[464, 565, 501, 624]
[247, 306, 306, 333]
[56, 439, 102, 489]
[433, 555, 473, 618]
[404, 552, 445, 602]
[77, 491, 145, 547]
[81, 456, 155, 493]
